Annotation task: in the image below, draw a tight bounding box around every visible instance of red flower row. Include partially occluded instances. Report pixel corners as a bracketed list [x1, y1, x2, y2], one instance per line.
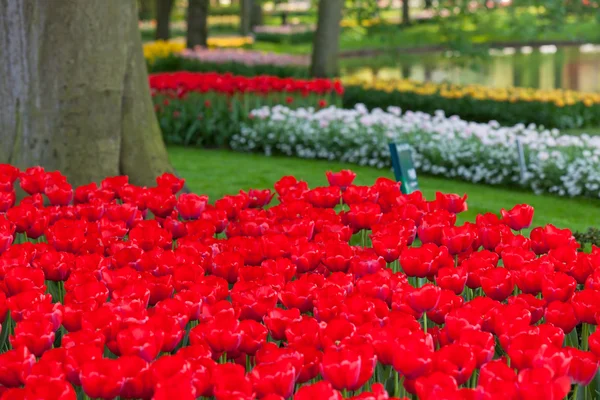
[148, 72, 344, 97]
[0, 164, 597, 400]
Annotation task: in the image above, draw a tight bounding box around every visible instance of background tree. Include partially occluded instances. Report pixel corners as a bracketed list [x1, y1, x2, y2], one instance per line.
[138, 0, 154, 20]
[155, 0, 174, 40]
[402, 0, 410, 25]
[0, 0, 175, 187]
[187, 0, 209, 48]
[310, 0, 344, 77]
[251, 0, 263, 28]
[240, 0, 253, 35]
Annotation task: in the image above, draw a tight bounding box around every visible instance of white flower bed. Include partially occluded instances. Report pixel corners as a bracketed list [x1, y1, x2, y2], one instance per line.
[232, 104, 600, 198]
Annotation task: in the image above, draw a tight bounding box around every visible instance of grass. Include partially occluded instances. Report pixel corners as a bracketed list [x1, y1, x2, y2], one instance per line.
[168, 147, 600, 233]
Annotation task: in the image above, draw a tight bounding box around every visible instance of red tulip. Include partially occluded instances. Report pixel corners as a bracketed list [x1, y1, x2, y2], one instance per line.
[544, 301, 578, 334]
[392, 333, 434, 380]
[326, 170, 356, 190]
[305, 186, 341, 208]
[433, 343, 476, 385]
[320, 345, 366, 391]
[212, 363, 254, 400]
[435, 266, 467, 295]
[117, 324, 164, 362]
[79, 358, 124, 400]
[293, 381, 342, 400]
[4, 266, 46, 296]
[118, 355, 153, 400]
[0, 347, 36, 387]
[23, 378, 76, 400]
[566, 347, 598, 385]
[407, 283, 441, 313]
[480, 268, 514, 301]
[501, 204, 534, 231]
[263, 308, 302, 341]
[441, 224, 475, 255]
[176, 193, 208, 220]
[516, 367, 570, 400]
[10, 319, 55, 357]
[190, 314, 242, 354]
[250, 359, 296, 399]
[435, 192, 468, 214]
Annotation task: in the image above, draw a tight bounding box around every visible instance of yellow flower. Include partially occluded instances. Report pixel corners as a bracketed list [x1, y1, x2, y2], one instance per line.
[143, 40, 185, 64]
[340, 76, 600, 108]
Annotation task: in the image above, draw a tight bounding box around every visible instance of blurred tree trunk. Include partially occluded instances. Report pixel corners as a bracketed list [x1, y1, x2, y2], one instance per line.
[187, 0, 209, 48]
[155, 0, 174, 39]
[424, 0, 432, 9]
[251, 1, 263, 28]
[402, 0, 410, 25]
[240, 0, 253, 35]
[139, 0, 154, 20]
[0, 0, 175, 187]
[310, 0, 344, 77]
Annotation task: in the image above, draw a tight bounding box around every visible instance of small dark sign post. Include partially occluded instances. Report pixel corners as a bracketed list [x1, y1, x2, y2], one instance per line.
[389, 142, 419, 194]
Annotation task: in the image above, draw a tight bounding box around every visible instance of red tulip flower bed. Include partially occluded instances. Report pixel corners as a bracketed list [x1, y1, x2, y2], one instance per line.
[0, 165, 599, 400]
[149, 72, 343, 146]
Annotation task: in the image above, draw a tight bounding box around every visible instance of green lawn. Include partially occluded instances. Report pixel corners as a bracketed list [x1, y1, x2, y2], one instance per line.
[168, 147, 599, 233]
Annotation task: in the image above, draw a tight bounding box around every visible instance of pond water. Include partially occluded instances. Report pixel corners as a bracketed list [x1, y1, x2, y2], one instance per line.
[341, 44, 600, 92]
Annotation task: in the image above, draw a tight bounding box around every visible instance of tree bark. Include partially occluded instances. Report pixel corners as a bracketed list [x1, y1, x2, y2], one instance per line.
[187, 0, 209, 48]
[251, 1, 263, 28]
[0, 0, 175, 188]
[240, 0, 253, 35]
[402, 0, 410, 25]
[310, 0, 344, 78]
[155, 0, 174, 40]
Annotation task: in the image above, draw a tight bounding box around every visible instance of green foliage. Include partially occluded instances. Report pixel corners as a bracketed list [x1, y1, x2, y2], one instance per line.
[254, 30, 315, 44]
[147, 55, 310, 77]
[574, 228, 600, 248]
[342, 85, 600, 130]
[153, 92, 336, 146]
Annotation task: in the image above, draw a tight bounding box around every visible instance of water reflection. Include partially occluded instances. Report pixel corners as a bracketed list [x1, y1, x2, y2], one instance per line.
[342, 45, 600, 92]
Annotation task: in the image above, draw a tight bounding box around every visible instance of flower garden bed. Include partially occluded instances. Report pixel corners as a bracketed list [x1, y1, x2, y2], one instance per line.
[234, 105, 600, 198]
[342, 79, 600, 130]
[150, 72, 342, 146]
[0, 165, 599, 399]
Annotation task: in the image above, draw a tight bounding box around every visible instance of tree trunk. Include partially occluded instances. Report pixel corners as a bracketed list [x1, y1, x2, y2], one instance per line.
[155, 0, 174, 40]
[240, 0, 253, 35]
[0, 0, 175, 188]
[424, 0, 432, 9]
[402, 0, 410, 25]
[251, 1, 263, 28]
[310, 0, 343, 78]
[187, 0, 209, 48]
[139, 0, 154, 20]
